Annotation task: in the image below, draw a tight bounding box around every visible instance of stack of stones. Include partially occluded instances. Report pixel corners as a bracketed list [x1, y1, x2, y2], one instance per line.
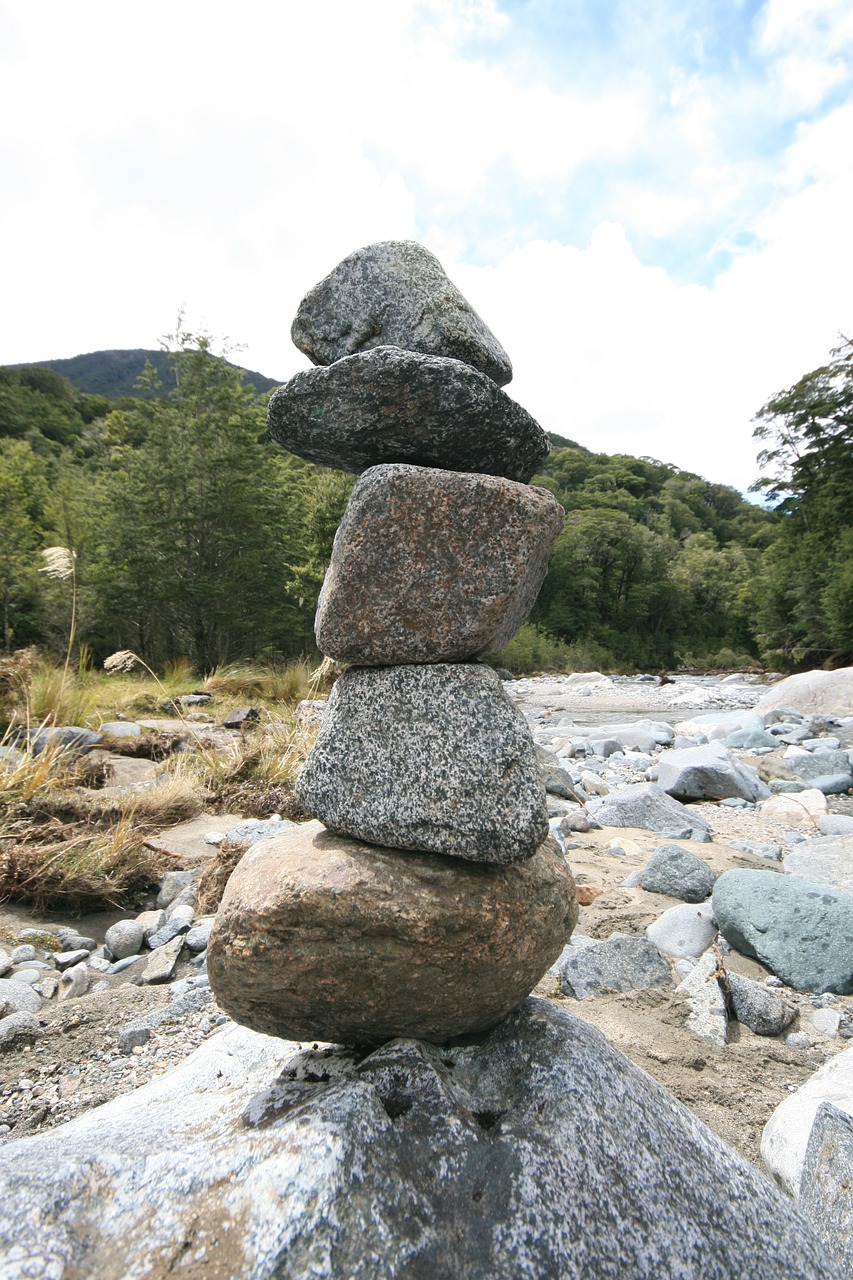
[208, 241, 577, 1045]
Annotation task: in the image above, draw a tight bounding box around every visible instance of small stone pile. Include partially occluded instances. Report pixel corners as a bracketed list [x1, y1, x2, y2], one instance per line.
[208, 241, 577, 1044]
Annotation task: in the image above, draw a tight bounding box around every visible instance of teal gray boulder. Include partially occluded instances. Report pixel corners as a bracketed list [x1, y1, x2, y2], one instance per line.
[290, 239, 513, 386]
[267, 346, 549, 483]
[713, 868, 853, 993]
[315, 464, 565, 665]
[297, 664, 549, 863]
[0, 1001, 835, 1280]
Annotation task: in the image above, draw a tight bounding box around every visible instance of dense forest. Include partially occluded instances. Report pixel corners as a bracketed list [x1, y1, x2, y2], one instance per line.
[1, 331, 850, 674]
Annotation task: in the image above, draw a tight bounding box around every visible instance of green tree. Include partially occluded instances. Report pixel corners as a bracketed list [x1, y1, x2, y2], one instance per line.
[751, 336, 853, 666]
[87, 328, 311, 669]
[0, 440, 49, 652]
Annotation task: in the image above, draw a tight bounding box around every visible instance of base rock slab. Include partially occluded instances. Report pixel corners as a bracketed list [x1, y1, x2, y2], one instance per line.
[0, 999, 836, 1280]
[297, 664, 549, 862]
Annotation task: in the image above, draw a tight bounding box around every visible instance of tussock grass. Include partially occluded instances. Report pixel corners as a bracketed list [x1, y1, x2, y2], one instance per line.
[182, 714, 316, 818]
[0, 816, 163, 912]
[203, 657, 324, 704]
[37, 760, 207, 827]
[0, 726, 81, 820]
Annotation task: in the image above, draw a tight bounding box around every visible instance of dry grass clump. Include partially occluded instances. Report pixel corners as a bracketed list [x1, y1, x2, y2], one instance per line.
[35, 761, 207, 828]
[0, 817, 164, 912]
[195, 840, 248, 915]
[203, 658, 322, 704]
[0, 727, 82, 820]
[183, 715, 317, 818]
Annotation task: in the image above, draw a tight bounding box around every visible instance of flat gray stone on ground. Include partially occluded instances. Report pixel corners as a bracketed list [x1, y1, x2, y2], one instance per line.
[673, 711, 766, 740]
[587, 782, 712, 841]
[209, 822, 576, 1044]
[784, 835, 853, 894]
[0, 1000, 835, 1280]
[799, 1102, 853, 1277]
[714, 869, 853, 994]
[267, 346, 549, 483]
[636, 844, 717, 902]
[727, 971, 796, 1036]
[140, 935, 185, 985]
[785, 748, 852, 782]
[315, 464, 564, 665]
[656, 740, 770, 803]
[558, 933, 672, 1000]
[291, 239, 513, 385]
[820, 815, 853, 835]
[297, 664, 549, 862]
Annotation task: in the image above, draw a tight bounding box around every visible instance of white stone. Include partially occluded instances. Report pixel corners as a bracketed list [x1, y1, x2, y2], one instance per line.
[676, 950, 727, 1046]
[760, 790, 828, 828]
[646, 902, 717, 959]
[761, 1043, 853, 1195]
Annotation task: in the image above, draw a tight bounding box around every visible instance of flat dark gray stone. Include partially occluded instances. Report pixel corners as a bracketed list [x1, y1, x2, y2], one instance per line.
[297, 664, 549, 863]
[315, 464, 564, 665]
[267, 347, 549, 483]
[0, 1001, 835, 1280]
[637, 844, 717, 902]
[713, 868, 853, 993]
[558, 933, 673, 1000]
[291, 239, 513, 385]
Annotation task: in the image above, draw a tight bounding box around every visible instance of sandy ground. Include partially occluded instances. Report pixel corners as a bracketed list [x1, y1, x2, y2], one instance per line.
[2, 673, 851, 1174]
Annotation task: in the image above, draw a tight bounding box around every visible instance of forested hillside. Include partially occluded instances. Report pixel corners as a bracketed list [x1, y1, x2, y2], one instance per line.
[1, 333, 850, 673]
[11, 349, 282, 401]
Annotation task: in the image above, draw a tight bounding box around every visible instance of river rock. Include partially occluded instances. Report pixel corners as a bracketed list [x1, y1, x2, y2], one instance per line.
[208, 821, 576, 1044]
[267, 346, 549, 484]
[656, 740, 770, 803]
[713, 869, 853, 994]
[587, 782, 712, 841]
[646, 902, 717, 958]
[297, 664, 549, 862]
[0, 978, 41, 1016]
[557, 933, 672, 1000]
[673, 711, 766, 741]
[799, 1102, 853, 1277]
[755, 668, 853, 718]
[0, 1000, 835, 1280]
[785, 747, 853, 782]
[727, 971, 796, 1036]
[104, 920, 144, 960]
[783, 835, 853, 894]
[760, 788, 828, 827]
[635, 844, 717, 902]
[25, 725, 103, 755]
[0, 1011, 42, 1050]
[315, 464, 564, 665]
[140, 934, 185, 985]
[676, 949, 727, 1045]
[762, 1042, 853, 1195]
[290, 239, 513, 386]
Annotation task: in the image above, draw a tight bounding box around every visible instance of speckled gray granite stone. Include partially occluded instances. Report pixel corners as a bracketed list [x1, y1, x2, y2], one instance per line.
[713, 868, 853, 993]
[635, 844, 717, 902]
[291, 239, 513, 386]
[296, 664, 549, 862]
[267, 347, 549, 483]
[558, 933, 673, 1000]
[799, 1102, 853, 1277]
[315, 464, 564, 665]
[0, 1000, 835, 1280]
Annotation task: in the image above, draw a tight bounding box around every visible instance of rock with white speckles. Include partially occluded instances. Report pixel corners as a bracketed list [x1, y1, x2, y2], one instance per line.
[0, 1001, 836, 1280]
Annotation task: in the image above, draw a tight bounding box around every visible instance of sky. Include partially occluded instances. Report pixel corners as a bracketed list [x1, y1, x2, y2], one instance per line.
[1, 0, 851, 494]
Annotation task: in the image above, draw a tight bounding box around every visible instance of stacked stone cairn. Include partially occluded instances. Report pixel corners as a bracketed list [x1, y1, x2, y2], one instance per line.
[208, 241, 578, 1045]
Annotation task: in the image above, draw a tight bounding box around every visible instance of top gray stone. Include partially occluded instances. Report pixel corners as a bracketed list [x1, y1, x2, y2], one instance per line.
[267, 347, 549, 484]
[291, 240, 513, 386]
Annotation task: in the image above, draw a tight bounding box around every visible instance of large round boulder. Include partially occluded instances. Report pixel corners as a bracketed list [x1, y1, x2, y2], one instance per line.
[208, 821, 576, 1045]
